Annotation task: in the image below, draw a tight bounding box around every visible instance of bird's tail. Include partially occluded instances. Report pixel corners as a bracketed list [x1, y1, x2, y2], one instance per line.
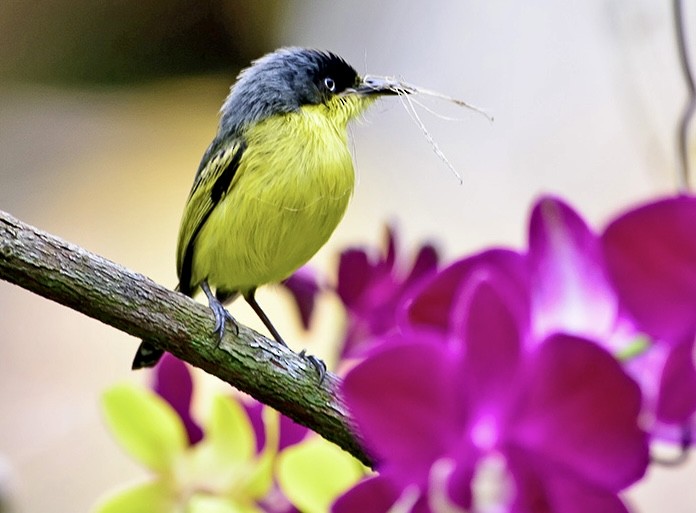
[131, 341, 165, 370]
[131, 283, 181, 370]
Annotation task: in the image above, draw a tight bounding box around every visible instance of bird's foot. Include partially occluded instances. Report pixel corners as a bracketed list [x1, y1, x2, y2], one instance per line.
[202, 280, 239, 344]
[210, 299, 239, 343]
[298, 349, 327, 383]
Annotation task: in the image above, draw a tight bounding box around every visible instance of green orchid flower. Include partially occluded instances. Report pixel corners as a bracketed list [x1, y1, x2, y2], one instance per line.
[94, 384, 278, 513]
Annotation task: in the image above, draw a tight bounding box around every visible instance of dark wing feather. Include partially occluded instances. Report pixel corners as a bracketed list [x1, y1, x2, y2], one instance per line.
[176, 138, 247, 295]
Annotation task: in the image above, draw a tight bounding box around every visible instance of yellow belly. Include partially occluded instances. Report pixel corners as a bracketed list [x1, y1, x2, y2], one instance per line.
[191, 107, 355, 293]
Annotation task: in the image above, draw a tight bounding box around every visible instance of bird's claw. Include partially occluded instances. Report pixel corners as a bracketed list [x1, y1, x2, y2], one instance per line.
[299, 349, 327, 383]
[207, 293, 238, 345]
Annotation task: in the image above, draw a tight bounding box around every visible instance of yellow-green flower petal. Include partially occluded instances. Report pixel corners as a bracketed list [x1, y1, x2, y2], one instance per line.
[244, 407, 280, 499]
[93, 480, 174, 513]
[186, 394, 258, 493]
[206, 394, 255, 463]
[277, 437, 365, 513]
[102, 384, 187, 473]
[188, 494, 264, 513]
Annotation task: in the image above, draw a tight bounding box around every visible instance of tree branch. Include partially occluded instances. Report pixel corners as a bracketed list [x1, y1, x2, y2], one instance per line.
[0, 209, 372, 466]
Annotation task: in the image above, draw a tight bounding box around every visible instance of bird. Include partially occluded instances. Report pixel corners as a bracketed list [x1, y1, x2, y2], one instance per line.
[131, 47, 401, 377]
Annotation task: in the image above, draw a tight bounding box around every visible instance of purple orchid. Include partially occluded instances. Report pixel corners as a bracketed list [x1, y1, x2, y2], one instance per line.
[333, 194, 696, 511]
[335, 226, 439, 358]
[336, 266, 648, 512]
[152, 353, 203, 445]
[602, 196, 696, 344]
[281, 226, 438, 360]
[402, 195, 696, 445]
[244, 399, 309, 453]
[529, 196, 696, 443]
[601, 195, 696, 445]
[282, 266, 322, 330]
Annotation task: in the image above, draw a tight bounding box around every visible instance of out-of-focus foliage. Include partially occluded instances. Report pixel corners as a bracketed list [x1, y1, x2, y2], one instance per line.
[0, 0, 282, 84]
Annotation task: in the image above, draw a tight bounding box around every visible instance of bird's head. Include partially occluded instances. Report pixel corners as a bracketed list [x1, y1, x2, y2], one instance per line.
[219, 47, 401, 134]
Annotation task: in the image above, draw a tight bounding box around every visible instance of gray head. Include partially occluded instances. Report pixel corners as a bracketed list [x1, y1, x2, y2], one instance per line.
[218, 47, 363, 137]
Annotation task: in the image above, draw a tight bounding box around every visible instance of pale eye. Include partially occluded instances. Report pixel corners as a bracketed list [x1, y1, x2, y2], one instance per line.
[323, 77, 336, 92]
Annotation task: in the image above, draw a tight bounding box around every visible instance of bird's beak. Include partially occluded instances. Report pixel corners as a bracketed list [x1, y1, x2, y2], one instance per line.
[345, 75, 410, 96]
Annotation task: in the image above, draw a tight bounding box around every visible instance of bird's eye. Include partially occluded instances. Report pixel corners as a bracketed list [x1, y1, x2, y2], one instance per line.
[323, 77, 336, 92]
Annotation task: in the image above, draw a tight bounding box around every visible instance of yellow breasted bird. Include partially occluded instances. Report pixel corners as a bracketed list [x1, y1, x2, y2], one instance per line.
[132, 47, 400, 376]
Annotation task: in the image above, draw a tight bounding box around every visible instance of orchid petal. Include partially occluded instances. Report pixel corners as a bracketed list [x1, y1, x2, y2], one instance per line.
[428, 458, 469, 513]
[282, 266, 321, 329]
[93, 481, 174, 513]
[342, 339, 461, 481]
[337, 249, 372, 307]
[205, 394, 255, 463]
[187, 395, 258, 494]
[188, 494, 264, 513]
[101, 384, 187, 472]
[244, 406, 279, 499]
[332, 476, 405, 513]
[153, 353, 203, 445]
[443, 456, 474, 510]
[277, 436, 365, 513]
[402, 249, 528, 334]
[277, 411, 309, 450]
[650, 417, 696, 446]
[602, 195, 696, 343]
[243, 400, 266, 454]
[507, 449, 631, 513]
[452, 269, 522, 425]
[404, 244, 439, 289]
[243, 400, 308, 454]
[528, 197, 618, 341]
[656, 338, 696, 424]
[505, 335, 648, 491]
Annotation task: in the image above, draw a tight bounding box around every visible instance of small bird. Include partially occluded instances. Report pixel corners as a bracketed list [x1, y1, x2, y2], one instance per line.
[132, 47, 400, 375]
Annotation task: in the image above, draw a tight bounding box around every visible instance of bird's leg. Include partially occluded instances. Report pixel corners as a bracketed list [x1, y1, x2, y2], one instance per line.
[244, 288, 327, 382]
[244, 288, 287, 346]
[201, 280, 237, 341]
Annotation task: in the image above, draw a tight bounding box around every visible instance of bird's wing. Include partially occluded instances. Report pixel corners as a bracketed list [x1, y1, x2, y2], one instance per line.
[176, 138, 247, 295]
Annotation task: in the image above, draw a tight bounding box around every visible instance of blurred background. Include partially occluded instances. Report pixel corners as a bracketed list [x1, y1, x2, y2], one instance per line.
[1, 0, 695, 511]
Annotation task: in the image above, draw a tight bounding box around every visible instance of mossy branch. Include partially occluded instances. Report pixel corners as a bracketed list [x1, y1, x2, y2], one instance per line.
[0, 209, 372, 466]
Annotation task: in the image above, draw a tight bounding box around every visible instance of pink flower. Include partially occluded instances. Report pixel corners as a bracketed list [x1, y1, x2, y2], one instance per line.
[336, 226, 439, 358]
[337, 264, 648, 512]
